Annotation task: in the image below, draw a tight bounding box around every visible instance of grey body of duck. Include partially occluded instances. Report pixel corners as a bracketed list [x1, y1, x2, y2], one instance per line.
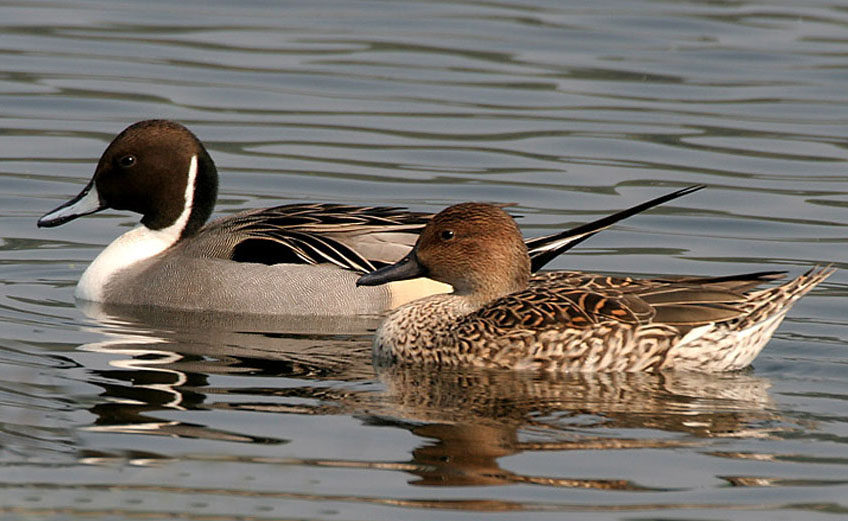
[38, 120, 703, 316]
[358, 202, 834, 372]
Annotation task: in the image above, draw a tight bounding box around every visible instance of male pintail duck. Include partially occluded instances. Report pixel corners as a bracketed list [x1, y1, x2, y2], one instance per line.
[37, 120, 701, 315]
[357, 202, 834, 372]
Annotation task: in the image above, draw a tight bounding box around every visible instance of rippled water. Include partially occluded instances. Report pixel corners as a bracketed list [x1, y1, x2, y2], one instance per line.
[1, 1, 847, 519]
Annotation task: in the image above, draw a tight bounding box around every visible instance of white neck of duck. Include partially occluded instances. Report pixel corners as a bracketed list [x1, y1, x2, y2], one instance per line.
[75, 155, 198, 302]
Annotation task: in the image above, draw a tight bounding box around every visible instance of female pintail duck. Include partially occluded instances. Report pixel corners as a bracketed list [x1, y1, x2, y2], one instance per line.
[38, 120, 701, 315]
[357, 203, 834, 372]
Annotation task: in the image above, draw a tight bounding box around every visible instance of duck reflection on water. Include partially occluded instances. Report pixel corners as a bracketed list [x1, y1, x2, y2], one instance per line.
[64, 302, 788, 488]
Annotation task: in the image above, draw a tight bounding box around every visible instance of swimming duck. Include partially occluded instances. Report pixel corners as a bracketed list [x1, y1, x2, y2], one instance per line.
[357, 202, 833, 371]
[38, 120, 701, 315]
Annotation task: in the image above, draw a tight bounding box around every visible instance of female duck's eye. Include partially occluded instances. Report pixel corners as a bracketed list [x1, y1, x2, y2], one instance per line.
[440, 229, 455, 241]
[118, 155, 136, 168]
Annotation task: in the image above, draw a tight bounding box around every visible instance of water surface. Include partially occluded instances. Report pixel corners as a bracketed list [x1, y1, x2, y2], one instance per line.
[1, 1, 847, 520]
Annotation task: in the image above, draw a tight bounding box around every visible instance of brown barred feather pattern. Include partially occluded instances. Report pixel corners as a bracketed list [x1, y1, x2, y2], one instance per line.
[374, 267, 833, 373]
[363, 203, 834, 373]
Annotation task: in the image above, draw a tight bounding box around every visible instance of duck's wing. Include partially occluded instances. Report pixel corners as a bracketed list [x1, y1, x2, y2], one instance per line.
[470, 281, 654, 331]
[200, 203, 431, 273]
[632, 273, 787, 326]
[196, 185, 704, 273]
[475, 270, 788, 332]
[526, 185, 705, 272]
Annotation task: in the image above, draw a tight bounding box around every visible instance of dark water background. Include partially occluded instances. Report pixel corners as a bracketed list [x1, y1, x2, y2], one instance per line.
[1, 1, 846, 519]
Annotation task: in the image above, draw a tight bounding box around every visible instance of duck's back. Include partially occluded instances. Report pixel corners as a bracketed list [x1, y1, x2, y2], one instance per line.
[182, 203, 427, 269]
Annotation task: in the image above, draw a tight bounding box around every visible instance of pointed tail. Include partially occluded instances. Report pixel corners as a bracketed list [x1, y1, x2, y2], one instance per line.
[527, 185, 706, 272]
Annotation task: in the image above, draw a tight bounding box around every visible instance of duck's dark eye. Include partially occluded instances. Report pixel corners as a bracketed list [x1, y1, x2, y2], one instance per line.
[440, 229, 455, 241]
[118, 155, 136, 168]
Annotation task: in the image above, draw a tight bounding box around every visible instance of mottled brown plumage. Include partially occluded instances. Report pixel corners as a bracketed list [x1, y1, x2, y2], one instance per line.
[358, 203, 834, 372]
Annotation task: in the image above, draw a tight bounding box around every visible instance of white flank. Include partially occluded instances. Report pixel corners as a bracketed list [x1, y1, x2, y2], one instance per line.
[734, 310, 785, 341]
[675, 323, 712, 347]
[75, 155, 198, 301]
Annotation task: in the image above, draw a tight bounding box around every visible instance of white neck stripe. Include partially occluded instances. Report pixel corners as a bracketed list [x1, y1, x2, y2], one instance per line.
[153, 154, 197, 242]
[74, 155, 198, 302]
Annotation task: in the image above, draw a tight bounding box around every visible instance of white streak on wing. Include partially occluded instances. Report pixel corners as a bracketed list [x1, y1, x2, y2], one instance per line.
[531, 235, 580, 254]
[75, 155, 198, 302]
